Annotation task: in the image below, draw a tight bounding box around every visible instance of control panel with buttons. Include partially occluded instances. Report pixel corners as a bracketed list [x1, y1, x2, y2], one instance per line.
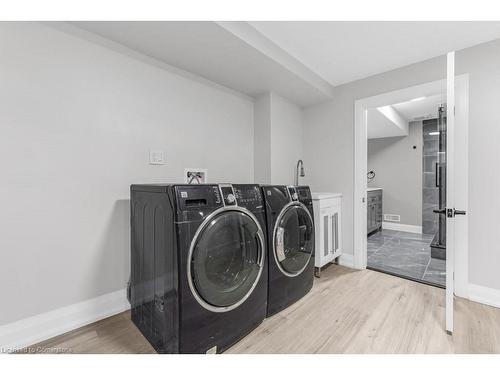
[234, 185, 264, 212]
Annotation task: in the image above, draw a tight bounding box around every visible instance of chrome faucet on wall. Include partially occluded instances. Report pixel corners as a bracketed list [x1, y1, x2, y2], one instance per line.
[295, 159, 305, 185]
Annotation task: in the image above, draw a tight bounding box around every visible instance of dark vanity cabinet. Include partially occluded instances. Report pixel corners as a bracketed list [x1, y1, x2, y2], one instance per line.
[367, 189, 383, 235]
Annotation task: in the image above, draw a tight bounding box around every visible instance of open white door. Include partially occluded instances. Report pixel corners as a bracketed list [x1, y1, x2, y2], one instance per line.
[445, 52, 455, 334]
[445, 52, 470, 335]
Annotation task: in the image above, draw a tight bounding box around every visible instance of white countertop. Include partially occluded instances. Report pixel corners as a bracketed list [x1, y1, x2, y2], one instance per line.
[312, 192, 342, 200]
[367, 187, 383, 192]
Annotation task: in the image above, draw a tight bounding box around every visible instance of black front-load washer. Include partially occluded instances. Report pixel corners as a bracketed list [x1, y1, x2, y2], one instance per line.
[261, 185, 314, 317]
[129, 183, 267, 353]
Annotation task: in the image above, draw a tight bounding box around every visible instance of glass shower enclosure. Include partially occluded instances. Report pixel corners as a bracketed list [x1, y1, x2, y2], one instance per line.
[430, 105, 447, 259]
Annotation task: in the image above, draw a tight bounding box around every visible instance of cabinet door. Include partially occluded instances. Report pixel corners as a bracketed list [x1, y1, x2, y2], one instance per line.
[331, 207, 342, 258]
[324, 209, 335, 263]
[367, 203, 372, 233]
[368, 204, 376, 233]
[373, 204, 378, 231]
[336, 207, 342, 256]
[331, 211, 338, 254]
[372, 204, 377, 231]
[322, 211, 331, 258]
[316, 209, 331, 267]
[330, 212, 336, 251]
[367, 204, 372, 233]
[377, 197, 383, 228]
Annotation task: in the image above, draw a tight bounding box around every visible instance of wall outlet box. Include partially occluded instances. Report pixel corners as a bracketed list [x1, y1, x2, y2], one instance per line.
[184, 168, 208, 184]
[149, 150, 165, 165]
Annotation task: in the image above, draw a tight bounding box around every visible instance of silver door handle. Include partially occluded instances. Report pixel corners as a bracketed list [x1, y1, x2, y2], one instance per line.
[447, 208, 467, 217]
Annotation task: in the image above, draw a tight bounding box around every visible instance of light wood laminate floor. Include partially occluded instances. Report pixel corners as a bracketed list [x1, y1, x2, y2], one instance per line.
[29, 265, 500, 354]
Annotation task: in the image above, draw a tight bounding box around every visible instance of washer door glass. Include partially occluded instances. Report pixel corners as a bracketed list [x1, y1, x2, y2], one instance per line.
[191, 211, 263, 308]
[274, 205, 314, 275]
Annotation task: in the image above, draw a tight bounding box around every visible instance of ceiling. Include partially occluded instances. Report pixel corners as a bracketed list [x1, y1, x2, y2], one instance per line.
[67, 21, 332, 106]
[392, 94, 446, 121]
[249, 21, 500, 86]
[61, 21, 500, 106]
[367, 107, 408, 139]
[368, 93, 446, 139]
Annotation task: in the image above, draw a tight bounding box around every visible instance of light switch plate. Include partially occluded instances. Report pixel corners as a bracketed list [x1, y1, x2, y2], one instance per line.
[149, 150, 164, 165]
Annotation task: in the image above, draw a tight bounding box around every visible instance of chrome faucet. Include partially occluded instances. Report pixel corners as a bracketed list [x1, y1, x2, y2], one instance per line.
[295, 159, 305, 185]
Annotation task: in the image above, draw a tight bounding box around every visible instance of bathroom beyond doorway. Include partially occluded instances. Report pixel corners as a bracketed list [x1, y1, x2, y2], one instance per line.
[367, 229, 445, 287]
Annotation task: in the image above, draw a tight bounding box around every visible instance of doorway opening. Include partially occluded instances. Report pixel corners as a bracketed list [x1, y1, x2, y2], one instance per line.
[353, 64, 469, 334]
[353, 76, 468, 294]
[365, 96, 447, 287]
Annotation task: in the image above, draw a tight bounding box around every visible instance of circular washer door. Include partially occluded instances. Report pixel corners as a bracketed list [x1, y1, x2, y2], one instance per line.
[273, 203, 314, 277]
[188, 208, 265, 312]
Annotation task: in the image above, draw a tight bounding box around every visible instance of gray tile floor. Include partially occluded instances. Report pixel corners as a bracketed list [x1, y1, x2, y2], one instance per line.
[367, 229, 445, 287]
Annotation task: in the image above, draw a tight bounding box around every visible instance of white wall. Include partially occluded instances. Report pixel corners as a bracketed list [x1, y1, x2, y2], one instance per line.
[456, 40, 500, 292]
[253, 93, 272, 183]
[0, 22, 254, 326]
[303, 37, 500, 292]
[254, 92, 303, 185]
[367, 122, 423, 227]
[303, 99, 359, 255]
[270, 93, 303, 185]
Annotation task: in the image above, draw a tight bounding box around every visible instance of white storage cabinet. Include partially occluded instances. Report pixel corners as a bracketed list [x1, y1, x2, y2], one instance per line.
[312, 193, 342, 277]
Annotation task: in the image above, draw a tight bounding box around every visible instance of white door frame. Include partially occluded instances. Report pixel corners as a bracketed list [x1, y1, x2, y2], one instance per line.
[353, 75, 469, 299]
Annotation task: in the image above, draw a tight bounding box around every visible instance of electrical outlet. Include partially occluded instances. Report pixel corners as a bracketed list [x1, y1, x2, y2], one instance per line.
[149, 150, 164, 165]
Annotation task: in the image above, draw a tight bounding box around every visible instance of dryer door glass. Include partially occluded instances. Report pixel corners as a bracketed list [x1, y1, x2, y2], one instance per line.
[191, 211, 263, 308]
[274, 205, 314, 276]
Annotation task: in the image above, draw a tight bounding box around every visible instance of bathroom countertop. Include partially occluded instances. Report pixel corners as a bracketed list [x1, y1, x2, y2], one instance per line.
[312, 192, 342, 200]
[367, 187, 383, 192]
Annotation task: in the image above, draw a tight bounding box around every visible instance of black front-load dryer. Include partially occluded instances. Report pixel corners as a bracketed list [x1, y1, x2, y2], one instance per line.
[130, 184, 267, 353]
[261, 185, 314, 317]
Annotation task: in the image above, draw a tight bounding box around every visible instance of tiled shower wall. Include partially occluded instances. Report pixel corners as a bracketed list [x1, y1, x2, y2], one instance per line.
[422, 119, 439, 235]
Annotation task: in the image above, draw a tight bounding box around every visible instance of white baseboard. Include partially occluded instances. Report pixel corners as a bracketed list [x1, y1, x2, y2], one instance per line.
[468, 284, 500, 309]
[382, 222, 422, 234]
[338, 253, 355, 269]
[0, 288, 129, 352]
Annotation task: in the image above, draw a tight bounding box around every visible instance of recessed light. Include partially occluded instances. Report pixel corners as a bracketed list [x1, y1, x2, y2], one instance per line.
[410, 97, 426, 102]
[429, 132, 439, 135]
